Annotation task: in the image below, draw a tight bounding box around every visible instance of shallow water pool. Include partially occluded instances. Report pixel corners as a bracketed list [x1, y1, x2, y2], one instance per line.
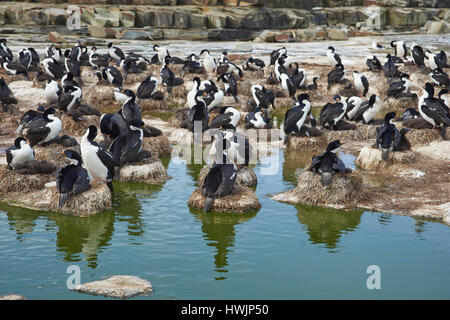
[0, 149, 449, 299]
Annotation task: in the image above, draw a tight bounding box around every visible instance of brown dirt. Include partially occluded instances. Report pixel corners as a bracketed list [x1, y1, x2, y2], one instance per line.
[142, 135, 172, 158]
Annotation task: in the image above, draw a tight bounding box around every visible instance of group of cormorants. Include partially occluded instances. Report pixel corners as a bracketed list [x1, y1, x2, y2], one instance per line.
[0, 36, 449, 212]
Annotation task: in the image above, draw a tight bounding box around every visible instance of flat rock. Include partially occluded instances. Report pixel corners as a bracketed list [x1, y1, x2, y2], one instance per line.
[188, 184, 260, 213]
[0, 293, 27, 300]
[414, 141, 450, 161]
[73, 275, 153, 299]
[355, 145, 415, 170]
[411, 202, 450, 220]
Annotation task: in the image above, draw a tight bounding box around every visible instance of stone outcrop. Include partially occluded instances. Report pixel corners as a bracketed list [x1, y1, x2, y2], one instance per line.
[356, 145, 415, 170]
[0, 2, 447, 41]
[73, 275, 153, 299]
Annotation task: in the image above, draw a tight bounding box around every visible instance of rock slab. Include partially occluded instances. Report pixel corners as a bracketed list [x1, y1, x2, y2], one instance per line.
[73, 275, 153, 299]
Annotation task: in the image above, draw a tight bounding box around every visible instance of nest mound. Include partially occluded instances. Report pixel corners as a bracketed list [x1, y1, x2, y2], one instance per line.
[60, 113, 100, 137]
[169, 84, 188, 99]
[0, 165, 53, 195]
[355, 145, 415, 170]
[84, 85, 120, 110]
[271, 170, 366, 209]
[384, 96, 416, 110]
[118, 157, 169, 184]
[286, 135, 326, 151]
[324, 128, 363, 143]
[238, 80, 254, 97]
[198, 165, 257, 188]
[403, 127, 445, 146]
[142, 135, 172, 158]
[47, 182, 112, 216]
[138, 98, 168, 111]
[274, 97, 294, 109]
[35, 145, 76, 168]
[188, 184, 261, 213]
[169, 128, 214, 145]
[356, 123, 377, 140]
[124, 72, 149, 85]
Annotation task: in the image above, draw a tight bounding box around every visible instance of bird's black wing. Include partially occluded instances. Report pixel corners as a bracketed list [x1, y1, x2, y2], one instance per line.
[353, 102, 371, 122]
[283, 106, 303, 133]
[387, 81, 405, 97]
[332, 156, 346, 172]
[307, 154, 324, 172]
[210, 112, 233, 128]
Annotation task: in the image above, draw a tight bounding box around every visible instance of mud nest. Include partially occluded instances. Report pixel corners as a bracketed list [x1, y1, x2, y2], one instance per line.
[48, 182, 112, 216]
[403, 128, 445, 146]
[60, 113, 100, 137]
[84, 85, 120, 111]
[138, 97, 168, 111]
[324, 128, 363, 143]
[142, 135, 172, 158]
[285, 135, 326, 151]
[355, 145, 415, 170]
[356, 123, 377, 140]
[117, 157, 169, 184]
[198, 165, 257, 188]
[35, 145, 78, 168]
[271, 170, 367, 209]
[188, 184, 261, 213]
[123, 72, 149, 85]
[0, 165, 54, 195]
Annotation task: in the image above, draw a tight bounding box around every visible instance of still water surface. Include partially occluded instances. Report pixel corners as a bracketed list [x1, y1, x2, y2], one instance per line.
[1, 150, 449, 299]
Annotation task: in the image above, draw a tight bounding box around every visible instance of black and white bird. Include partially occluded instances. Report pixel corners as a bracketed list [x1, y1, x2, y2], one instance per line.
[120, 58, 142, 80]
[327, 63, 346, 89]
[430, 68, 449, 88]
[0, 77, 18, 106]
[371, 41, 383, 50]
[58, 85, 82, 112]
[218, 51, 229, 64]
[383, 54, 401, 79]
[187, 77, 201, 108]
[210, 106, 241, 129]
[354, 94, 381, 124]
[80, 125, 117, 191]
[17, 49, 32, 70]
[103, 65, 123, 90]
[386, 73, 411, 99]
[202, 82, 224, 111]
[99, 112, 128, 142]
[290, 63, 306, 89]
[153, 44, 169, 64]
[418, 83, 450, 138]
[160, 55, 175, 94]
[61, 72, 80, 90]
[187, 90, 209, 132]
[425, 50, 445, 71]
[327, 46, 342, 66]
[319, 95, 347, 130]
[279, 72, 296, 100]
[375, 112, 401, 160]
[202, 151, 237, 212]
[42, 57, 64, 80]
[120, 90, 142, 126]
[270, 47, 287, 65]
[126, 52, 150, 70]
[438, 89, 449, 109]
[366, 55, 382, 72]
[216, 61, 243, 77]
[353, 71, 369, 97]
[251, 84, 275, 109]
[1, 57, 29, 79]
[64, 49, 82, 83]
[108, 42, 125, 63]
[44, 80, 62, 104]
[400, 107, 421, 121]
[6, 137, 34, 170]
[15, 105, 45, 134]
[182, 53, 203, 75]
[89, 46, 109, 69]
[137, 75, 159, 100]
[306, 76, 319, 91]
[109, 120, 144, 167]
[283, 93, 312, 143]
[391, 40, 407, 60]
[200, 49, 217, 74]
[345, 96, 363, 120]
[217, 73, 239, 103]
[244, 105, 271, 129]
[307, 140, 352, 186]
[0, 39, 13, 61]
[212, 129, 251, 168]
[46, 44, 62, 62]
[410, 43, 425, 68]
[55, 150, 90, 208]
[24, 108, 62, 146]
[246, 57, 265, 72]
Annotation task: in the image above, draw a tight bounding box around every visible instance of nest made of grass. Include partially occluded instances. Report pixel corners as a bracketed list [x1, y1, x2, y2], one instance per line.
[0, 165, 54, 195]
[188, 184, 261, 213]
[117, 157, 169, 184]
[142, 135, 172, 158]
